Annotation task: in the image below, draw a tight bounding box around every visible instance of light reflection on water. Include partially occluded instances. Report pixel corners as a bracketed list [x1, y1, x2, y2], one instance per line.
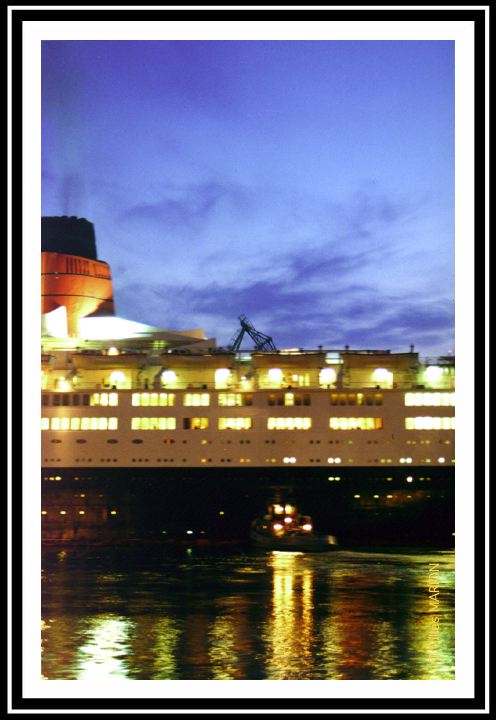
[41, 547, 454, 680]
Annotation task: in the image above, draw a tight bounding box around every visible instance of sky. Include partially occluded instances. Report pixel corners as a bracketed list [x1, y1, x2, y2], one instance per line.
[41, 40, 454, 357]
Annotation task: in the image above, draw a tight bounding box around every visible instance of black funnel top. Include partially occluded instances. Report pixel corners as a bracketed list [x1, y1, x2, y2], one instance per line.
[41, 216, 97, 260]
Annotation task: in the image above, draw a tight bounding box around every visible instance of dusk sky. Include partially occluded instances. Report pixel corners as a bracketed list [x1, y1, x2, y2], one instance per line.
[41, 40, 454, 356]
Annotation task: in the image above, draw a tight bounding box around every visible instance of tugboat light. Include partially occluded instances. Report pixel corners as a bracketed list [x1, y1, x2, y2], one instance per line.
[284, 517, 292, 524]
[273, 505, 284, 514]
[273, 523, 283, 531]
[302, 523, 313, 532]
[284, 504, 294, 514]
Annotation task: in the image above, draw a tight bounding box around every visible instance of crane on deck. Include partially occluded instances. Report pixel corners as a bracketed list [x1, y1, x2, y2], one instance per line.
[227, 314, 278, 352]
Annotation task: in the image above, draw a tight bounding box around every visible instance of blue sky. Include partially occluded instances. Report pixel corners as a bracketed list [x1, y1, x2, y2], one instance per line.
[42, 40, 454, 356]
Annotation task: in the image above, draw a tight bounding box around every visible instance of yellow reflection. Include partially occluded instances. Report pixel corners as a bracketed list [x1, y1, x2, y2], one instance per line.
[208, 616, 239, 679]
[263, 552, 314, 679]
[149, 617, 180, 679]
[75, 615, 133, 679]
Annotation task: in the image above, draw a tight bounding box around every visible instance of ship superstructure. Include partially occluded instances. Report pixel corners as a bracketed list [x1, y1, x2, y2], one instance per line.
[41, 218, 455, 545]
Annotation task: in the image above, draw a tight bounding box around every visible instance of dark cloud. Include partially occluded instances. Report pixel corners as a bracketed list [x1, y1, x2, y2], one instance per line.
[116, 268, 453, 356]
[119, 180, 250, 233]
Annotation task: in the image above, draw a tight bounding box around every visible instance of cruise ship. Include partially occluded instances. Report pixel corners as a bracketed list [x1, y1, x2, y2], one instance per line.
[41, 217, 455, 546]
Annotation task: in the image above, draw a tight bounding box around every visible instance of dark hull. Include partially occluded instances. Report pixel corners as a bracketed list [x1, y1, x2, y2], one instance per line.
[41, 465, 455, 547]
[250, 529, 338, 552]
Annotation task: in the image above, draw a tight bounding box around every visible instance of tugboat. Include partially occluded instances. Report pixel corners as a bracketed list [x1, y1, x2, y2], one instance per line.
[250, 498, 338, 552]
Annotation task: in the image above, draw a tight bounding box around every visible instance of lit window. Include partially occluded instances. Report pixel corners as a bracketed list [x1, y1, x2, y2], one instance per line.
[267, 417, 312, 430]
[91, 392, 119, 407]
[184, 393, 210, 407]
[41, 418, 49, 430]
[405, 392, 455, 407]
[131, 417, 176, 430]
[46, 417, 117, 430]
[132, 392, 175, 407]
[405, 416, 455, 430]
[218, 393, 243, 407]
[329, 417, 383, 430]
[218, 417, 252, 430]
[285, 392, 295, 406]
[184, 417, 209, 430]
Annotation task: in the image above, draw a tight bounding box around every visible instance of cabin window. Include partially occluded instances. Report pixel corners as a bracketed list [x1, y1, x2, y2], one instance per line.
[184, 393, 210, 407]
[183, 417, 209, 429]
[404, 392, 455, 407]
[267, 417, 312, 430]
[132, 392, 175, 407]
[405, 416, 455, 430]
[91, 392, 118, 407]
[131, 417, 176, 430]
[329, 417, 383, 430]
[218, 417, 253, 430]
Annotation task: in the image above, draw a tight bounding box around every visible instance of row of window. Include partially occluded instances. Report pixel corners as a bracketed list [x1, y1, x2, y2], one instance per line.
[41, 415, 455, 431]
[405, 416, 455, 430]
[42, 456, 454, 466]
[404, 392, 455, 407]
[330, 393, 383, 406]
[42, 390, 455, 409]
[41, 417, 118, 430]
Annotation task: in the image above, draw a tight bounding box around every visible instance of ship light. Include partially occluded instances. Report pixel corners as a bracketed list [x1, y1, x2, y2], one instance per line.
[425, 365, 443, 382]
[273, 523, 283, 531]
[268, 368, 283, 385]
[215, 368, 231, 388]
[302, 523, 312, 532]
[57, 377, 71, 392]
[372, 368, 393, 383]
[406, 476, 413, 482]
[438, 457, 445, 463]
[273, 505, 284, 514]
[109, 371, 126, 387]
[161, 370, 177, 385]
[319, 367, 336, 386]
[284, 504, 294, 514]
[284, 517, 292, 524]
[186, 530, 193, 535]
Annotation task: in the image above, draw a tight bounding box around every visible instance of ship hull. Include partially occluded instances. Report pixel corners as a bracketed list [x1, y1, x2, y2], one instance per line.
[41, 465, 454, 547]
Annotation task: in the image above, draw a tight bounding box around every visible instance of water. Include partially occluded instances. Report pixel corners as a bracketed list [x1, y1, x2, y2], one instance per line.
[41, 546, 454, 680]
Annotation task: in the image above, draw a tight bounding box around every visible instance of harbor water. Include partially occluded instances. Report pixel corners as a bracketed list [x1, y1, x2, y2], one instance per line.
[41, 545, 454, 680]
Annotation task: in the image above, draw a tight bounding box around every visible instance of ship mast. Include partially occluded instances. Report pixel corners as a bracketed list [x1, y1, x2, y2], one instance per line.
[228, 314, 277, 352]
